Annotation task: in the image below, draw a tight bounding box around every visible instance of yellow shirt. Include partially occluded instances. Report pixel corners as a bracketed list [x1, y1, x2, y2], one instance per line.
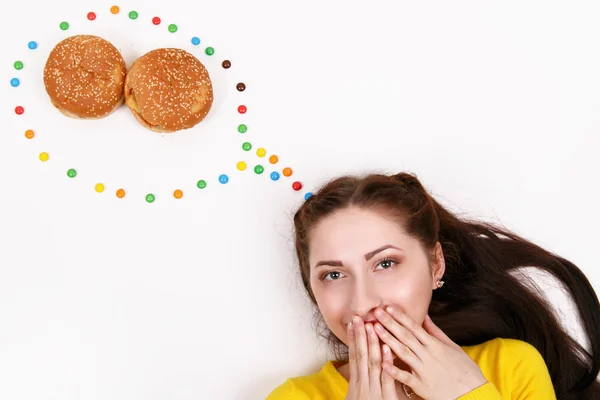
[266, 338, 556, 399]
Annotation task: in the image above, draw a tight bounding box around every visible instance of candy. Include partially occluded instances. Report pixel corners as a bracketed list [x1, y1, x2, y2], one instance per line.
[238, 105, 247, 114]
[304, 192, 313, 200]
[205, 47, 214, 55]
[238, 124, 247, 133]
[60, 21, 69, 30]
[67, 169, 76, 178]
[25, 130, 34, 139]
[110, 5, 120, 14]
[87, 12, 96, 21]
[256, 148, 266, 157]
[14, 61, 23, 70]
[168, 24, 177, 33]
[219, 174, 229, 184]
[116, 189, 126, 198]
[28, 41, 37, 50]
[191, 37, 200, 45]
[39, 152, 49, 162]
[254, 165, 264, 174]
[10, 78, 20, 87]
[237, 161, 247, 171]
[292, 181, 302, 191]
[236, 82, 246, 91]
[146, 194, 155, 203]
[222, 60, 231, 69]
[152, 17, 161, 25]
[129, 11, 138, 19]
[197, 180, 207, 189]
[242, 142, 252, 151]
[283, 167, 293, 177]
[173, 189, 183, 199]
[270, 172, 280, 181]
[15, 106, 24, 115]
[95, 183, 105, 193]
[269, 155, 278, 164]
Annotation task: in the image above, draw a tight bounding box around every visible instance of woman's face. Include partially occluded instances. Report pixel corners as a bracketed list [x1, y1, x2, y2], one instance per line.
[308, 206, 445, 348]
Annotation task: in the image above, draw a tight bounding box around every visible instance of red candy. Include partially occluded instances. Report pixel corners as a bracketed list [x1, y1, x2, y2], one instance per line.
[292, 181, 302, 191]
[15, 106, 24, 115]
[238, 105, 247, 114]
[152, 17, 161, 25]
[87, 12, 96, 21]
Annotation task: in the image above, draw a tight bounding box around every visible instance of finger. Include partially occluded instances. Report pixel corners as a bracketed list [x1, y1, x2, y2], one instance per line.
[347, 321, 358, 388]
[381, 344, 397, 399]
[375, 322, 424, 374]
[423, 315, 455, 346]
[353, 317, 369, 385]
[365, 323, 382, 395]
[381, 306, 435, 348]
[375, 307, 427, 360]
[382, 361, 422, 395]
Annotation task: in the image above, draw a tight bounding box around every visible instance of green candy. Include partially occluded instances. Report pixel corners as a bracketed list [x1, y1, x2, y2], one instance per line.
[238, 124, 247, 134]
[67, 169, 77, 178]
[197, 180, 207, 189]
[205, 47, 214, 56]
[254, 165, 264, 174]
[60, 21, 69, 30]
[146, 194, 155, 203]
[129, 11, 138, 20]
[14, 61, 23, 70]
[242, 142, 252, 151]
[168, 24, 178, 33]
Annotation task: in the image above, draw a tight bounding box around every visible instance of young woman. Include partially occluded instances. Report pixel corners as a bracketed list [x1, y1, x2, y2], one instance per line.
[266, 172, 600, 400]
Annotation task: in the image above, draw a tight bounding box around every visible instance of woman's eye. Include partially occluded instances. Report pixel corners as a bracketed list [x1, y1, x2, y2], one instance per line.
[323, 271, 344, 281]
[377, 259, 396, 270]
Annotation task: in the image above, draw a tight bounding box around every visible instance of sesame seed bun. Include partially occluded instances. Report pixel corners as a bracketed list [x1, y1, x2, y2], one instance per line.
[43, 35, 126, 119]
[124, 48, 213, 133]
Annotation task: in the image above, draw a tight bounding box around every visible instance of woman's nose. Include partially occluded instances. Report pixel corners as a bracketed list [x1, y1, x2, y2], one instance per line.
[349, 279, 381, 318]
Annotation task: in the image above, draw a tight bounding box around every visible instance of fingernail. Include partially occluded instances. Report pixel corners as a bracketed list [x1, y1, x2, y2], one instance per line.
[348, 322, 353, 330]
[365, 324, 373, 334]
[353, 316, 362, 325]
[382, 344, 389, 354]
[375, 323, 384, 333]
[375, 308, 385, 317]
[386, 306, 394, 314]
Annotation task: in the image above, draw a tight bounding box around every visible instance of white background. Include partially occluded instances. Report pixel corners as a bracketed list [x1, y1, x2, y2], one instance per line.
[1, 1, 599, 399]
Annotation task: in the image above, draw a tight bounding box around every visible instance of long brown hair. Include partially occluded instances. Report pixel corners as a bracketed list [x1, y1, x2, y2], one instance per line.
[293, 172, 600, 400]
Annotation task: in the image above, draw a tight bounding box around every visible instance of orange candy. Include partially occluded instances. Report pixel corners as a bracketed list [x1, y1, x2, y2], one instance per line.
[283, 167, 293, 177]
[116, 189, 126, 198]
[110, 5, 120, 14]
[269, 155, 279, 164]
[25, 129, 34, 139]
[174, 189, 183, 199]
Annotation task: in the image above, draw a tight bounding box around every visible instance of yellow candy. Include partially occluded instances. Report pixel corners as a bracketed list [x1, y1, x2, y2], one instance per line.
[256, 148, 266, 157]
[95, 183, 105, 193]
[237, 161, 247, 171]
[39, 152, 49, 162]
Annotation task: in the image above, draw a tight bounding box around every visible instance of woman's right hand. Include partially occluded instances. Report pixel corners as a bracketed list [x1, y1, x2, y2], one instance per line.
[345, 316, 398, 400]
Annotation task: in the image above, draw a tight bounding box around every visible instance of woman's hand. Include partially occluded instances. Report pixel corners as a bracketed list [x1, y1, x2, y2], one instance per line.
[345, 316, 398, 400]
[374, 307, 488, 400]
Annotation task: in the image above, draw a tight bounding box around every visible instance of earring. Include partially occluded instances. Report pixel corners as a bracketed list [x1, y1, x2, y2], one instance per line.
[436, 280, 445, 289]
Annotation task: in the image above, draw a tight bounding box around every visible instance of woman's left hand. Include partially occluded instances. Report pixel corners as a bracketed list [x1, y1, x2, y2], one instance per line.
[373, 306, 488, 400]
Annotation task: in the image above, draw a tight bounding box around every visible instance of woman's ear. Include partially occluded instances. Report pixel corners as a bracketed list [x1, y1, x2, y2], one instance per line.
[431, 242, 446, 289]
